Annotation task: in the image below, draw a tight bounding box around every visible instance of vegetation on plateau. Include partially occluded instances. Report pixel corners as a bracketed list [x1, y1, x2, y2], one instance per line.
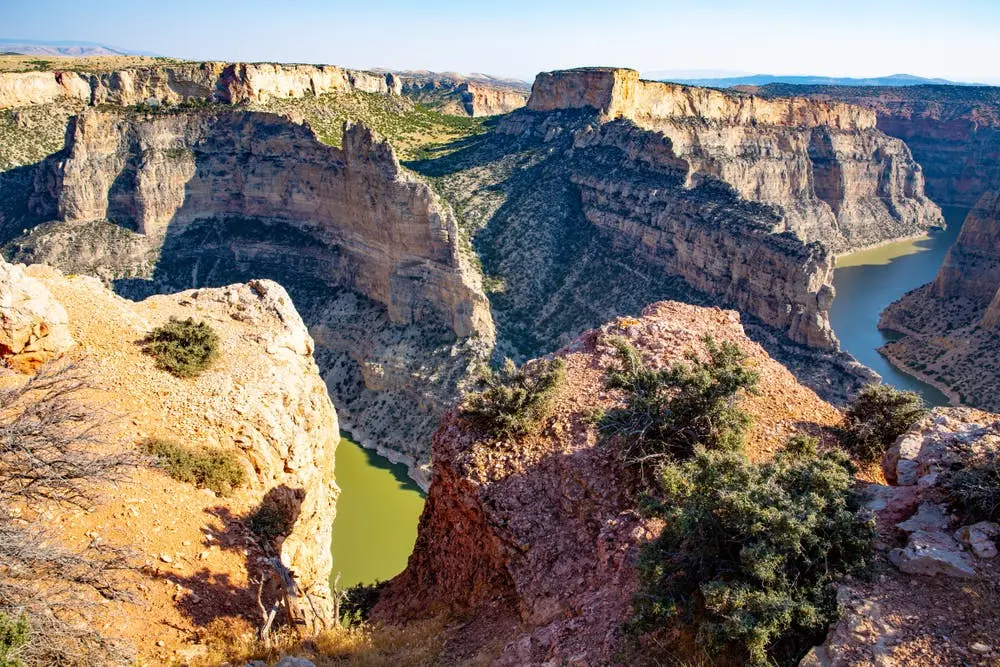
[839, 384, 928, 463]
[143, 437, 247, 496]
[141, 316, 219, 377]
[944, 447, 1000, 523]
[0, 364, 136, 664]
[600, 335, 760, 472]
[460, 357, 565, 439]
[598, 338, 874, 665]
[632, 437, 876, 666]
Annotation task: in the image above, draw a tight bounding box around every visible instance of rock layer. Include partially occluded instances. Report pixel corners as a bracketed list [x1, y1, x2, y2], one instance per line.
[879, 192, 1000, 409]
[0, 256, 74, 370]
[376, 301, 843, 664]
[527, 68, 942, 252]
[748, 83, 1000, 208]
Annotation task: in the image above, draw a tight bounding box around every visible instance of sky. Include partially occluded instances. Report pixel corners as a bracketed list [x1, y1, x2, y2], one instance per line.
[3, 0, 1000, 84]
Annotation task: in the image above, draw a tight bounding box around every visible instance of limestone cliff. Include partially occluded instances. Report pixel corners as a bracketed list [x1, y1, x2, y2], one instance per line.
[748, 83, 1000, 208]
[375, 301, 843, 664]
[528, 68, 942, 253]
[23, 108, 492, 475]
[879, 192, 1000, 410]
[394, 71, 529, 116]
[0, 257, 340, 658]
[0, 62, 401, 109]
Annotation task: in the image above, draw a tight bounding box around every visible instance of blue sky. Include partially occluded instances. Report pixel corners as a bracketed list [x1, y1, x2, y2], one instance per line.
[4, 0, 999, 83]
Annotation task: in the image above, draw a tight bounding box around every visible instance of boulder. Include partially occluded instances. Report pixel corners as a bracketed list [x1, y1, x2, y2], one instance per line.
[0, 258, 74, 371]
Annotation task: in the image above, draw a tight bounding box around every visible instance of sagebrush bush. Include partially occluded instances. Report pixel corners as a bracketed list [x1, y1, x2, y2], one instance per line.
[460, 357, 565, 438]
[840, 384, 927, 463]
[247, 502, 295, 542]
[142, 317, 219, 377]
[943, 449, 1000, 523]
[600, 336, 759, 469]
[144, 437, 246, 496]
[339, 581, 388, 626]
[0, 612, 28, 667]
[632, 437, 875, 666]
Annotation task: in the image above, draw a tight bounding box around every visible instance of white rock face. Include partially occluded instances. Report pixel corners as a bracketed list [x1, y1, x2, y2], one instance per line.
[0, 257, 74, 370]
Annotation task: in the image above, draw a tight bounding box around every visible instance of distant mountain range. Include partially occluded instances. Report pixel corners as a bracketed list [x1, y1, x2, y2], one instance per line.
[0, 38, 158, 57]
[645, 72, 988, 88]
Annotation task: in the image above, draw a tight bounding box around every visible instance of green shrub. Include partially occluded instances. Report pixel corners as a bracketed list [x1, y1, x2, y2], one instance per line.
[0, 612, 28, 667]
[247, 501, 295, 543]
[339, 580, 388, 626]
[460, 357, 565, 438]
[943, 449, 1000, 523]
[632, 437, 875, 666]
[142, 317, 219, 377]
[840, 385, 927, 463]
[600, 336, 759, 469]
[144, 437, 246, 496]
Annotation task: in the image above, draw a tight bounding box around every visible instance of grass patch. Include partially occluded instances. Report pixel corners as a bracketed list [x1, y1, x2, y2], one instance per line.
[459, 357, 565, 439]
[143, 437, 246, 496]
[141, 316, 219, 377]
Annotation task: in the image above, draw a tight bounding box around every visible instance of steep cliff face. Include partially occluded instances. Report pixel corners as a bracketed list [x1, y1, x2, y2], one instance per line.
[23, 108, 492, 475]
[1, 257, 340, 657]
[0, 62, 401, 109]
[879, 192, 1000, 410]
[528, 68, 942, 252]
[375, 301, 843, 664]
[394, 72, 528, 116]
[749, 83, 1000, 209]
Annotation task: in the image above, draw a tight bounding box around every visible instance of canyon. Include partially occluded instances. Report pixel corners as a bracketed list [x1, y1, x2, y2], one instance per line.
[0, 63, 944, 471]
[880, 191, 1000, 410]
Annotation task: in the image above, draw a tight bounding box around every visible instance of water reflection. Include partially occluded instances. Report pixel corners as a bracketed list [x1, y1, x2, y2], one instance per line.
[831, 207, 968, 407]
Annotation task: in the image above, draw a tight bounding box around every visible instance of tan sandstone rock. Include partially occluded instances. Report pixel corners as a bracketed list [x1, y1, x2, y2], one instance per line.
[0, 257, 74, 371]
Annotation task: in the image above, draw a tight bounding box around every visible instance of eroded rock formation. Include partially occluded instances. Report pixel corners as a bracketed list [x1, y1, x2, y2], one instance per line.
[879, 192, 1000, 410]
[748, 83, 1000, 209]
[0, 256, 74, 370]
[0, 259, 341, 653]
[22, 108, 492, 475]
[529, 68, 942, 252]
[375, 301, 843, 664]
[393, 71, 529, 116]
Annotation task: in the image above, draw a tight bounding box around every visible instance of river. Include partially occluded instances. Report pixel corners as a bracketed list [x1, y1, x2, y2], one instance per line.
[329, 436, 425, 589]
[830, 206, 969, 407]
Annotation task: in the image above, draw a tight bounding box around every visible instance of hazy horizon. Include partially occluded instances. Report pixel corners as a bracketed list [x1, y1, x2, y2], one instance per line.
[5, 0, 1000, 85]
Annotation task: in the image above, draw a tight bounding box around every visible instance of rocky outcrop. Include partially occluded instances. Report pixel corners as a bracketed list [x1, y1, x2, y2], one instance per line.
[529, 68, 942, 253]
[0, 256, 74, 370]
[376, 301, 843, 664]
[9, 261, 341, 653]
[879, 192, 1000, 409]
[748, 83, 1000, 208]
[0, 62, 402, 109]
[34, 109, 491, 340]
[802, 408, 1000, 666]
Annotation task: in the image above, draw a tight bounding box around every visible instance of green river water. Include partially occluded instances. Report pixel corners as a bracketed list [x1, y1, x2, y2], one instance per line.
[830, 206, 969, 407]
[326, 206, 968, 588]
[329, 437, 425, 588]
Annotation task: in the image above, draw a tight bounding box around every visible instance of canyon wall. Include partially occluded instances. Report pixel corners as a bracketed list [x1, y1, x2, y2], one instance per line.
[749, 83, 1000, 209]
[880, 192, 1000, 409]
[394, 72, 529, 116]
[22, 109, 493, 474]
[0, 62, 401, 109]
[529, 68, 942, 252]
[375, 301, 843, 663]
[33, 109, 491, 340]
